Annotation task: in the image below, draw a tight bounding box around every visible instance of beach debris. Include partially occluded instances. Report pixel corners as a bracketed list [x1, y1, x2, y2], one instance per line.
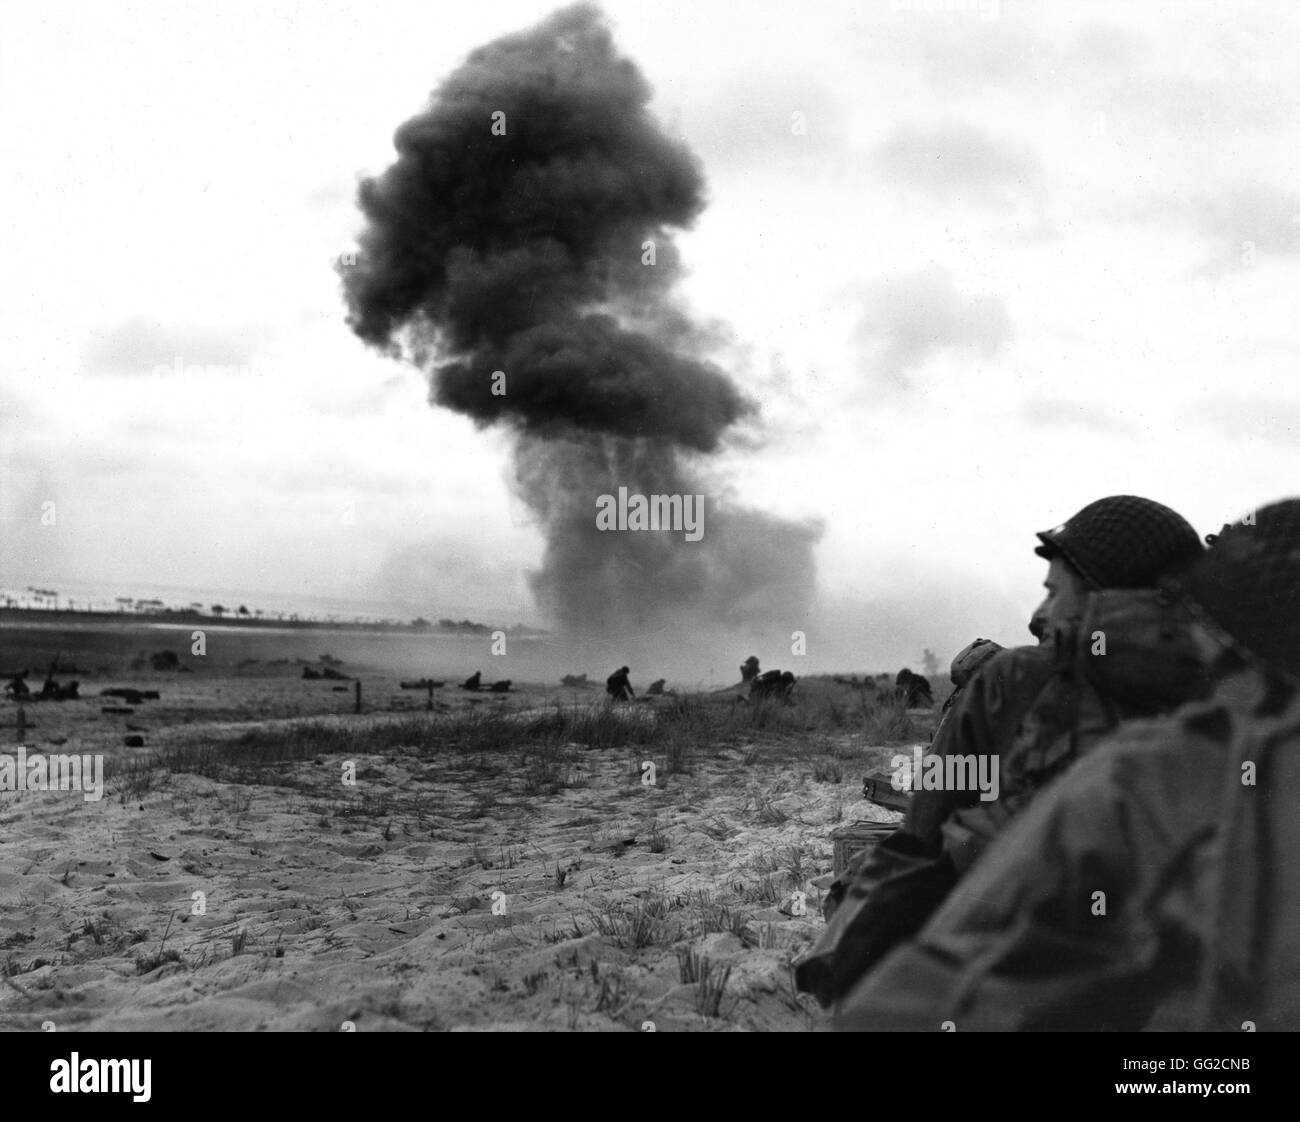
[587, 834, 637, 854]
[304, 662, 350, 680]
[100, 688, 159, 703]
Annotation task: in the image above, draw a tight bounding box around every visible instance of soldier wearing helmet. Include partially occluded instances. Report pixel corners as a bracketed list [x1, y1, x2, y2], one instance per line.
[834, 499, 1300, 1031]
[797, 496, 1206, 1009]
[1029, 494, 1205, 644]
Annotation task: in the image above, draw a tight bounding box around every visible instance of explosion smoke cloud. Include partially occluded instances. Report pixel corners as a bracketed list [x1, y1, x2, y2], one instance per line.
[343, 3, 819, 636]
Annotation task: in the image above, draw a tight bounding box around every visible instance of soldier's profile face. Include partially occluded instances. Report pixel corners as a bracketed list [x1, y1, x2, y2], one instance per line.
[1030, 555, 1089, 643]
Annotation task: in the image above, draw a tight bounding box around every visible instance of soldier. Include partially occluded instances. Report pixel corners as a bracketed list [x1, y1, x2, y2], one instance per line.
[740, 656, 760, 684]
[605, 665, 634, 702]
[797, 495, 1205, 1007]
[834, 500, 1300, 1031]
[894, 668, 934, 708]
[751, 669, 796, 700]
[938, 583, 1216, 875]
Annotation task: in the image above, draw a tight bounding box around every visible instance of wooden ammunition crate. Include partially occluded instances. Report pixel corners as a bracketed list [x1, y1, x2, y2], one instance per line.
[861, 770, 911, 812]
[830, 821, 898, 877]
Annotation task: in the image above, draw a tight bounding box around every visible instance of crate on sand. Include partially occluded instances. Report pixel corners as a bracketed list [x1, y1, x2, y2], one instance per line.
[829, 820, 898, 877]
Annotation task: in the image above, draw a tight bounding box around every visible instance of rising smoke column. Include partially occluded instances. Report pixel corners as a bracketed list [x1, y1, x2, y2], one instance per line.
[343, 3, 819, 637]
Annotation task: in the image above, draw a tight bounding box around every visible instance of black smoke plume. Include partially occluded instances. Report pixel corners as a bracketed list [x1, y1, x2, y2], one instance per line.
[343, 3, 819, 638]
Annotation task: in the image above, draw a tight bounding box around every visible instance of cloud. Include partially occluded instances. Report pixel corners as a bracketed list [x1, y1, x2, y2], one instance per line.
[82, 317, 277, 378]
[682, 72, 839, 168]
[854, 266, 1010, 384]
[1181, 394, 1300, 445]
[1020, 397, 1133, 435]
[1192, 184, 1300, 267]
[303, 176, 361, 214]
[0, 373, 34, 431]
[876, 122, 1038, 200]
[906, 18, 1142, 95]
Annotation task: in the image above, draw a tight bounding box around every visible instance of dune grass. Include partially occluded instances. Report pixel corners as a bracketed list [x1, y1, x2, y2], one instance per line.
[107, 677, 936, 794]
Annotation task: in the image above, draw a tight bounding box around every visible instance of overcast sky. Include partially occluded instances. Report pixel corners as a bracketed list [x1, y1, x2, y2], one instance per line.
[2, 0, 1297, 664]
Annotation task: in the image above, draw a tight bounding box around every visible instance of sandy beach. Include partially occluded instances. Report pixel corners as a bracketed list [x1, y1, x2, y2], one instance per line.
[0, 623, 932, 1032]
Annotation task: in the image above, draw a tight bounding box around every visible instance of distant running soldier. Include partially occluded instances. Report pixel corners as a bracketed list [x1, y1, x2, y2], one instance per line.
[894, 668, 933, 707]
[606, 666, 634, 702]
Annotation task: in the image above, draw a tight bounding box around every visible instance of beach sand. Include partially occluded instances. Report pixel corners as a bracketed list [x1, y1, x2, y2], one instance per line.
[0, 628, 925, 1032]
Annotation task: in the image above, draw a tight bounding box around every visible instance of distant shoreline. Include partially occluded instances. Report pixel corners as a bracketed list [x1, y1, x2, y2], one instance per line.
[0, 607, 548, 638]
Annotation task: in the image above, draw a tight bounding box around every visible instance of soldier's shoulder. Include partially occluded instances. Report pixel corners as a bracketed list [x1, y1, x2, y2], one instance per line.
[1074, 695, 1239, 781]
[973, 644, 1055, 691]
[936, 645, 1055, 734]
[985, 643, 1052, 669]
[1104, 686, 1300, 756]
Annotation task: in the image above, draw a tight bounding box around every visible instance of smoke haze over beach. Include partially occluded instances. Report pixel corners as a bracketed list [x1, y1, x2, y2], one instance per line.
[5, 1, 1298, 671]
